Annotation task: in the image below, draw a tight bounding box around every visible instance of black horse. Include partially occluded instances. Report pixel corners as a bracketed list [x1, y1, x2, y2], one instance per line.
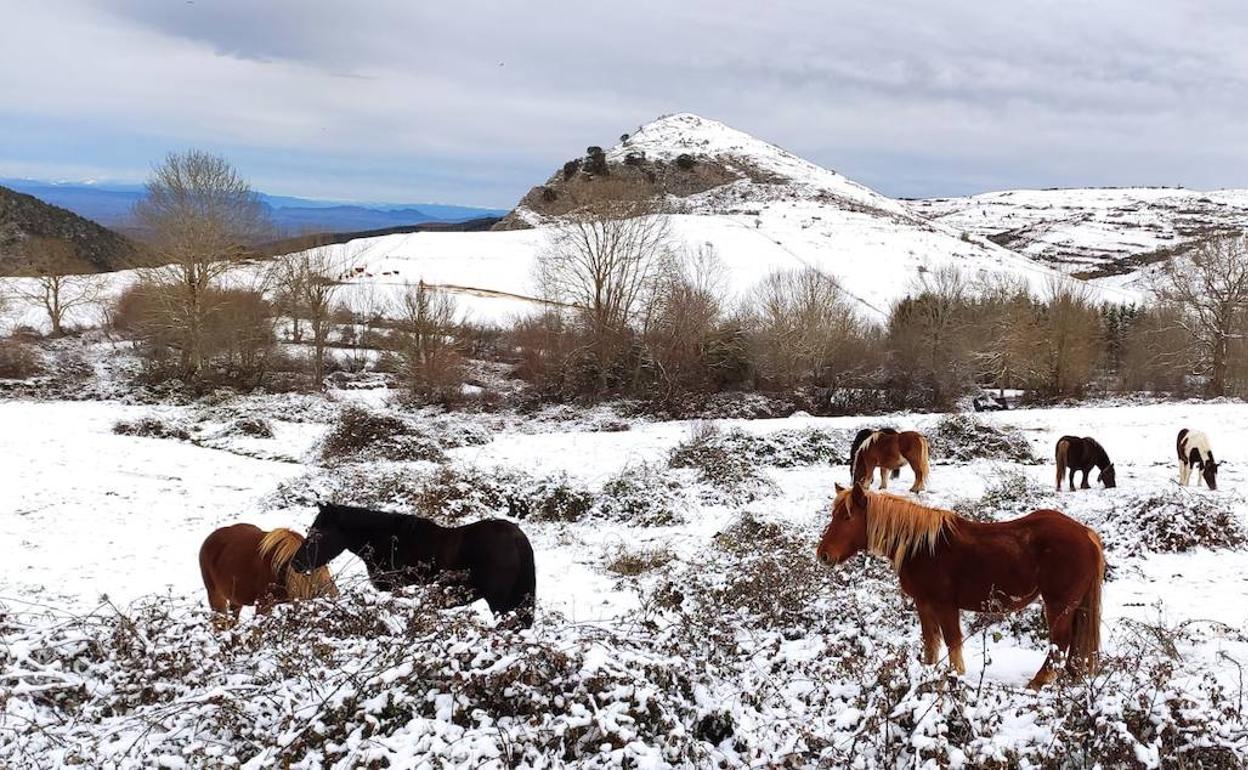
[291, 502, 536, 627]
[850, 427, 899, 481]
[1055, 436, 1116, 491]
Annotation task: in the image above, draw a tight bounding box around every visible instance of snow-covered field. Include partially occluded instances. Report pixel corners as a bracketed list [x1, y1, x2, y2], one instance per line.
[3, 392, 1248, 767]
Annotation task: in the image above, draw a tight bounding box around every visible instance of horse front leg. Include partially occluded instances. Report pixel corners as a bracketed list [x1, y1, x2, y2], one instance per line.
[917, 603, 942, 665]
[879, 466, 888, 490]
[936, 605, 966, 674]
[1080, 469, 1091, 490]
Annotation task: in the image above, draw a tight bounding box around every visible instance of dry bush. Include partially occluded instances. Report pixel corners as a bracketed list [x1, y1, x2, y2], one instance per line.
[885, 267, 978, 410]
[605, 544, 675, 576]
[319, 405, 445, 464]
[112, 281, 276, 389]
[396, 282, 465, 404]
[0, 338, 43, 379]
[112, 415, 191, 440]
[747, 267, 875, 392]
[596, 462, 688, 525]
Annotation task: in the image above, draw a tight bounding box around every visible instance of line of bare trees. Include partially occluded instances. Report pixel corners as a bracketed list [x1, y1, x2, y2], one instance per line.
[8, 148, 1248, 408]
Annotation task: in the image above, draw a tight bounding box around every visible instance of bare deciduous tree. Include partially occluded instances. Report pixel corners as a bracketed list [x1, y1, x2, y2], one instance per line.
[536, 210, 671, 393]
[14, 237, 106, 336]
[133, 150, 270, 378]
[749, 267, 867, 389]
[398, 281, 462, 401]
[269, 247, 346, 386]
[1149, 235, 1248, 396]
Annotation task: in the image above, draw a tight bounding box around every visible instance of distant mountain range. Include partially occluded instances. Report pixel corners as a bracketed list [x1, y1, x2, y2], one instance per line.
[0, 179, 508, 236]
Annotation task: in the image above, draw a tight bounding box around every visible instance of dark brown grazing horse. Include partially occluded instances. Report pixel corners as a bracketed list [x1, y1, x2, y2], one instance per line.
[1055, 435, 1116, 491]
[198, 524, 338, 627]
[852, 430, 930, 492]
[816, 484, 1104, 689]
[291, 502, 537, 628]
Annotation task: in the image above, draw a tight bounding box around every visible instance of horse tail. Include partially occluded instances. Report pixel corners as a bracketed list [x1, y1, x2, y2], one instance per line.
[259, 528, 337, 600]
[915, 433, 931, 488]
[1071, 528, 1105, 674]
[1055, 438, 1070, 490]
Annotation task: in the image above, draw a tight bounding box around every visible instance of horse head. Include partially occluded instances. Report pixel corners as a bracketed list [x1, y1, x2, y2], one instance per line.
[816, 483, 870, 567]
[1203, 461, 1220, 490]
[1099, 463, 1117, 488]
[291, 503, 350, 574]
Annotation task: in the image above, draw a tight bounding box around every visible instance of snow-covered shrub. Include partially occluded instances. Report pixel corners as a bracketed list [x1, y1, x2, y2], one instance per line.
[595, 462, 688, 525]
[605, 544, 675, 576]
[319, 405, 446, 463]
[4, 582, 1246, 767]
[1095, 488, 1248, 557]
[221, 416, 273, 438]
[953, 467, 1055, 522]
[667, 425, 776, 503]
[929, 414, 1036, 463]
[519, 472, 596, 522]
[111, 415, 191, 441]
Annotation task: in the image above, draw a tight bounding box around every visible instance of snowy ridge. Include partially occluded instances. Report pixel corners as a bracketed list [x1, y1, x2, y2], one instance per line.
[269, 115, 1138, 323]
[607, 113, 909, 217]
[910, 186, 1248, 277]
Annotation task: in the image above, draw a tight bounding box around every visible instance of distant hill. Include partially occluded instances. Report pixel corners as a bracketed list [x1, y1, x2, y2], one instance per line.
[0, 179, 507, 236]
[0, 185, 140, 274]
[909, 187, 1248, 279]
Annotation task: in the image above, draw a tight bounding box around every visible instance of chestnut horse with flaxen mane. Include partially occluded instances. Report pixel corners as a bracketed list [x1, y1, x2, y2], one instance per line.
[816, 484, 1104, 689]
[199, 524, 338, 626]
[852, 430, 930, 492]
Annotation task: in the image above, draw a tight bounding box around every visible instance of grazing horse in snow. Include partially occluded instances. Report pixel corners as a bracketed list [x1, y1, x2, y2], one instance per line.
[1055, 436, 1117, 491]
[816, 484, 1105, 689]
[852, 430, 930, 492]
[291, 502, 537, 628]
[1177, 429, 1220, 490]
[199, 524, 338, 627]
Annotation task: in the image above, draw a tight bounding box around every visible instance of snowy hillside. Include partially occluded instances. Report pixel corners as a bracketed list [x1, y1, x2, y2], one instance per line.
[285, 114, 1138, 324]
[910, 187, 1248, 278]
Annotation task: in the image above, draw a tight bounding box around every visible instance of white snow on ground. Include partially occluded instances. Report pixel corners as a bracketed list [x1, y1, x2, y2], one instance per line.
[3, 394, 1248, 766]
[2, 399, 1246, 670]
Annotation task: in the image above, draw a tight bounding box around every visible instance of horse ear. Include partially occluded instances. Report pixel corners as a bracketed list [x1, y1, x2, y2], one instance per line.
[850, 482, 868, 511]
[834, 482, 846, 492]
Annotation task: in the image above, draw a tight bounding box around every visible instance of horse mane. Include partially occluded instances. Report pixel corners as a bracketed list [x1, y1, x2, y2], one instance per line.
[853, 432, 881, 480]
[258, 528, 337, 600]
[320, 502, 438, 534]
[865, 492, 958, 570]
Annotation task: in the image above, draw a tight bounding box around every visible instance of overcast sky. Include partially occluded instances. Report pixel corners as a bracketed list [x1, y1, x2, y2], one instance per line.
[3, 1, 1248, 207]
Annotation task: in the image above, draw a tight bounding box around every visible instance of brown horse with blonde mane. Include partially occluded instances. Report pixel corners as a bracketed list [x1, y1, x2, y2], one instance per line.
[198, 523, 338, 626]
[816, 484, 1104, 689]
[852, 430, 930, 492]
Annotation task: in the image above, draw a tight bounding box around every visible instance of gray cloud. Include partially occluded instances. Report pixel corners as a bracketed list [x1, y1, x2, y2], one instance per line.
[3, 1, 1248, 206]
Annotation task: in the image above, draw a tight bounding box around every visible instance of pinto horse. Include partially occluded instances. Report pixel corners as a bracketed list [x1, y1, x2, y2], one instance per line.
[290, 502, 537, 628]
[816, 484, 1104, 689]
[198, 524, 338, 626]
[852, 430, 930, 492]
[1055, 435, 1116, 491]
[1178, 429, 1220, 490]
